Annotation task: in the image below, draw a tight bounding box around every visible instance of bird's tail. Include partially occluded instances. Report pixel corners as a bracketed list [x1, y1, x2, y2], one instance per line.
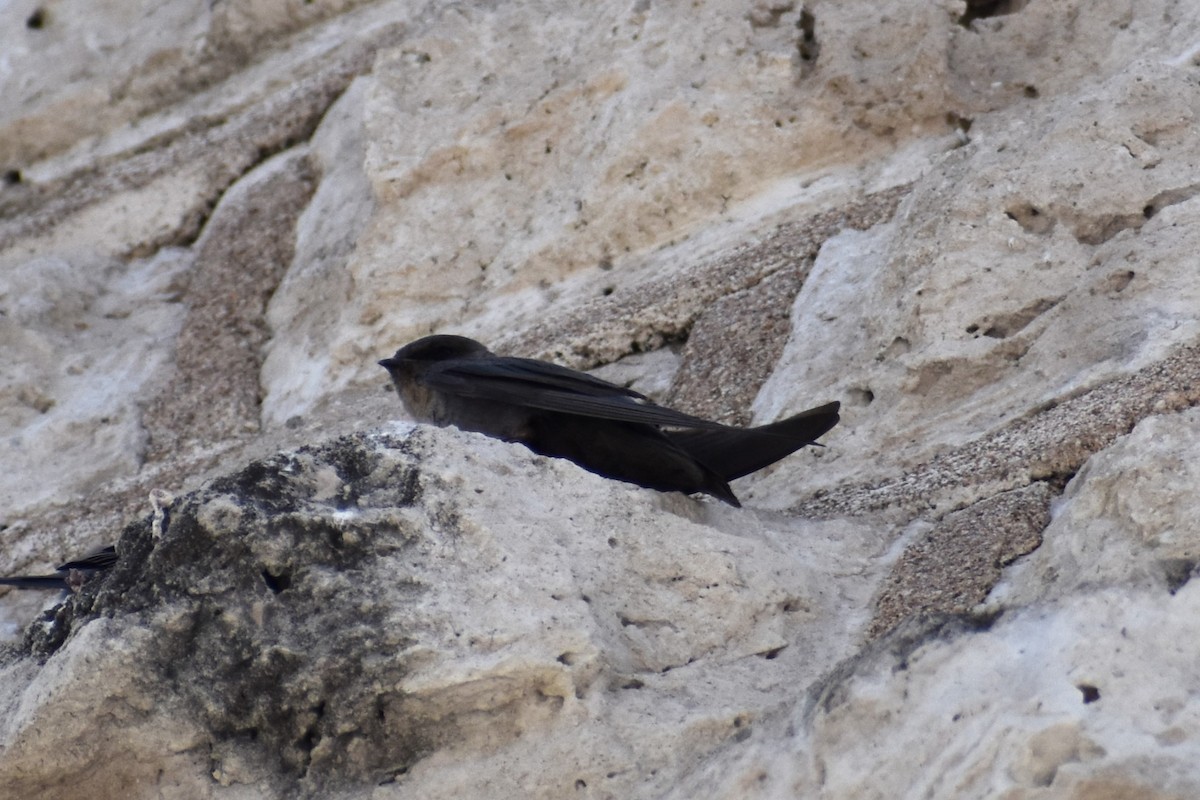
[0, 575, 69, 590]
[667, 401, 840, 482]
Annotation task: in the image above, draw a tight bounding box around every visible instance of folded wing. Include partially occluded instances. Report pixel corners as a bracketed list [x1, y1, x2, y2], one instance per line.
[423, 357, 732, 430]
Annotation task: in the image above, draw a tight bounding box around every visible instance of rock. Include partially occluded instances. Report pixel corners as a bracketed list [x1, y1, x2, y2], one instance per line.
[991, 406, 1200, 606]
[666, 591, 1200, 799]
[1, 0, 1199, 796]
[0, 427, 888, 797]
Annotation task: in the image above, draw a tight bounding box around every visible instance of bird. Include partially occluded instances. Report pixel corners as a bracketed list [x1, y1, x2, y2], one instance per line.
[379, 335, 840, 507]
[0, 545, 117, 591]
[0, 490, 168, 593]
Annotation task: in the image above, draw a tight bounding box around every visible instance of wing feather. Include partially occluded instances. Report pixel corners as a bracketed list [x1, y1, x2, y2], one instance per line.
[423, 358, 732, 430]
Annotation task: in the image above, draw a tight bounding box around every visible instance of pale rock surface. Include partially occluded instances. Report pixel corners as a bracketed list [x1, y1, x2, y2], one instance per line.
[0, 248, 189, 511]
[755, 59, 1200, 504]
[0, 427, 890, 798]
[666, 587, 1200, 800]
[0, 0, 1199, 797]
[991, 406, 1200, 606]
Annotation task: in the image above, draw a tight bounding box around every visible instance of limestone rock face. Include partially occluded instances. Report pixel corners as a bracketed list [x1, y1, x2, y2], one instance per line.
[0, 427, 887, 798]
[2, 0, 1199, 797]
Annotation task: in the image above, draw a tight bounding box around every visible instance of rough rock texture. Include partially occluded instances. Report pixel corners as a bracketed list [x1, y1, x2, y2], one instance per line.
[2, 0, 1199, 797]
[0, 428, 888, 798]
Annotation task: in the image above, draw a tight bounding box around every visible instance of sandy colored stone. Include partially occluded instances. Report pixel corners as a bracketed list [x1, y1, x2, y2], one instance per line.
[662, 588, 1200, 799]
[666, 266, 805, 426]
[783, 339, 1200, 518]
[0, 0, 380, 169]
[867, 482, 1052, 639]
[991, 406, 1200, 607]
[141, 149, 317, 460]
[1, 426, 890, 797]
[0, 0, 1198, 797]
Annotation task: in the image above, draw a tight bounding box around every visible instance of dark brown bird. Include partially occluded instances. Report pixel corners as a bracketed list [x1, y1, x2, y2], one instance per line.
[0, 545, 117, 591]
[379, 335, 839, 507]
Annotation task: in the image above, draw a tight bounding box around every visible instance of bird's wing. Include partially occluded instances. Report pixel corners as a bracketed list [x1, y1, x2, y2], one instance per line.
[57, 545, 118, 573]
[0, 545, 118, 592]
[422, 357, 732, 430]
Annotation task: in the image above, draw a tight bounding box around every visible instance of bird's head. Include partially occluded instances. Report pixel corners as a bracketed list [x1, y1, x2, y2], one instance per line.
[379, 335, 491, 372]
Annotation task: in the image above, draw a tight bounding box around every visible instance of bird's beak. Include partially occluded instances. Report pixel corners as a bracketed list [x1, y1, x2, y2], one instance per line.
[378, 358, 397, 369]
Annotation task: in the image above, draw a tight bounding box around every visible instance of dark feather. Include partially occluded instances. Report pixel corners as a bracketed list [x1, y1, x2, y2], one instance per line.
[0, 545, 117, 591]
[422, 358, 732, 430]
[668, 402, 840, 481]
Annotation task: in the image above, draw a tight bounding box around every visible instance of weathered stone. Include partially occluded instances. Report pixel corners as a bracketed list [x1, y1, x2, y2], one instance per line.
[1, 0, 1199, 796]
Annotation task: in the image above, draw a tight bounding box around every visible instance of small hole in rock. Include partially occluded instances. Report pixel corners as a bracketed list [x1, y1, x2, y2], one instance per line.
[958, 0, 1028, 27]
[261, 569, 292, 594]
[26, 8, 46, 28]
[848, 387, 874, 406]
[1078, 684, 1100, 704]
